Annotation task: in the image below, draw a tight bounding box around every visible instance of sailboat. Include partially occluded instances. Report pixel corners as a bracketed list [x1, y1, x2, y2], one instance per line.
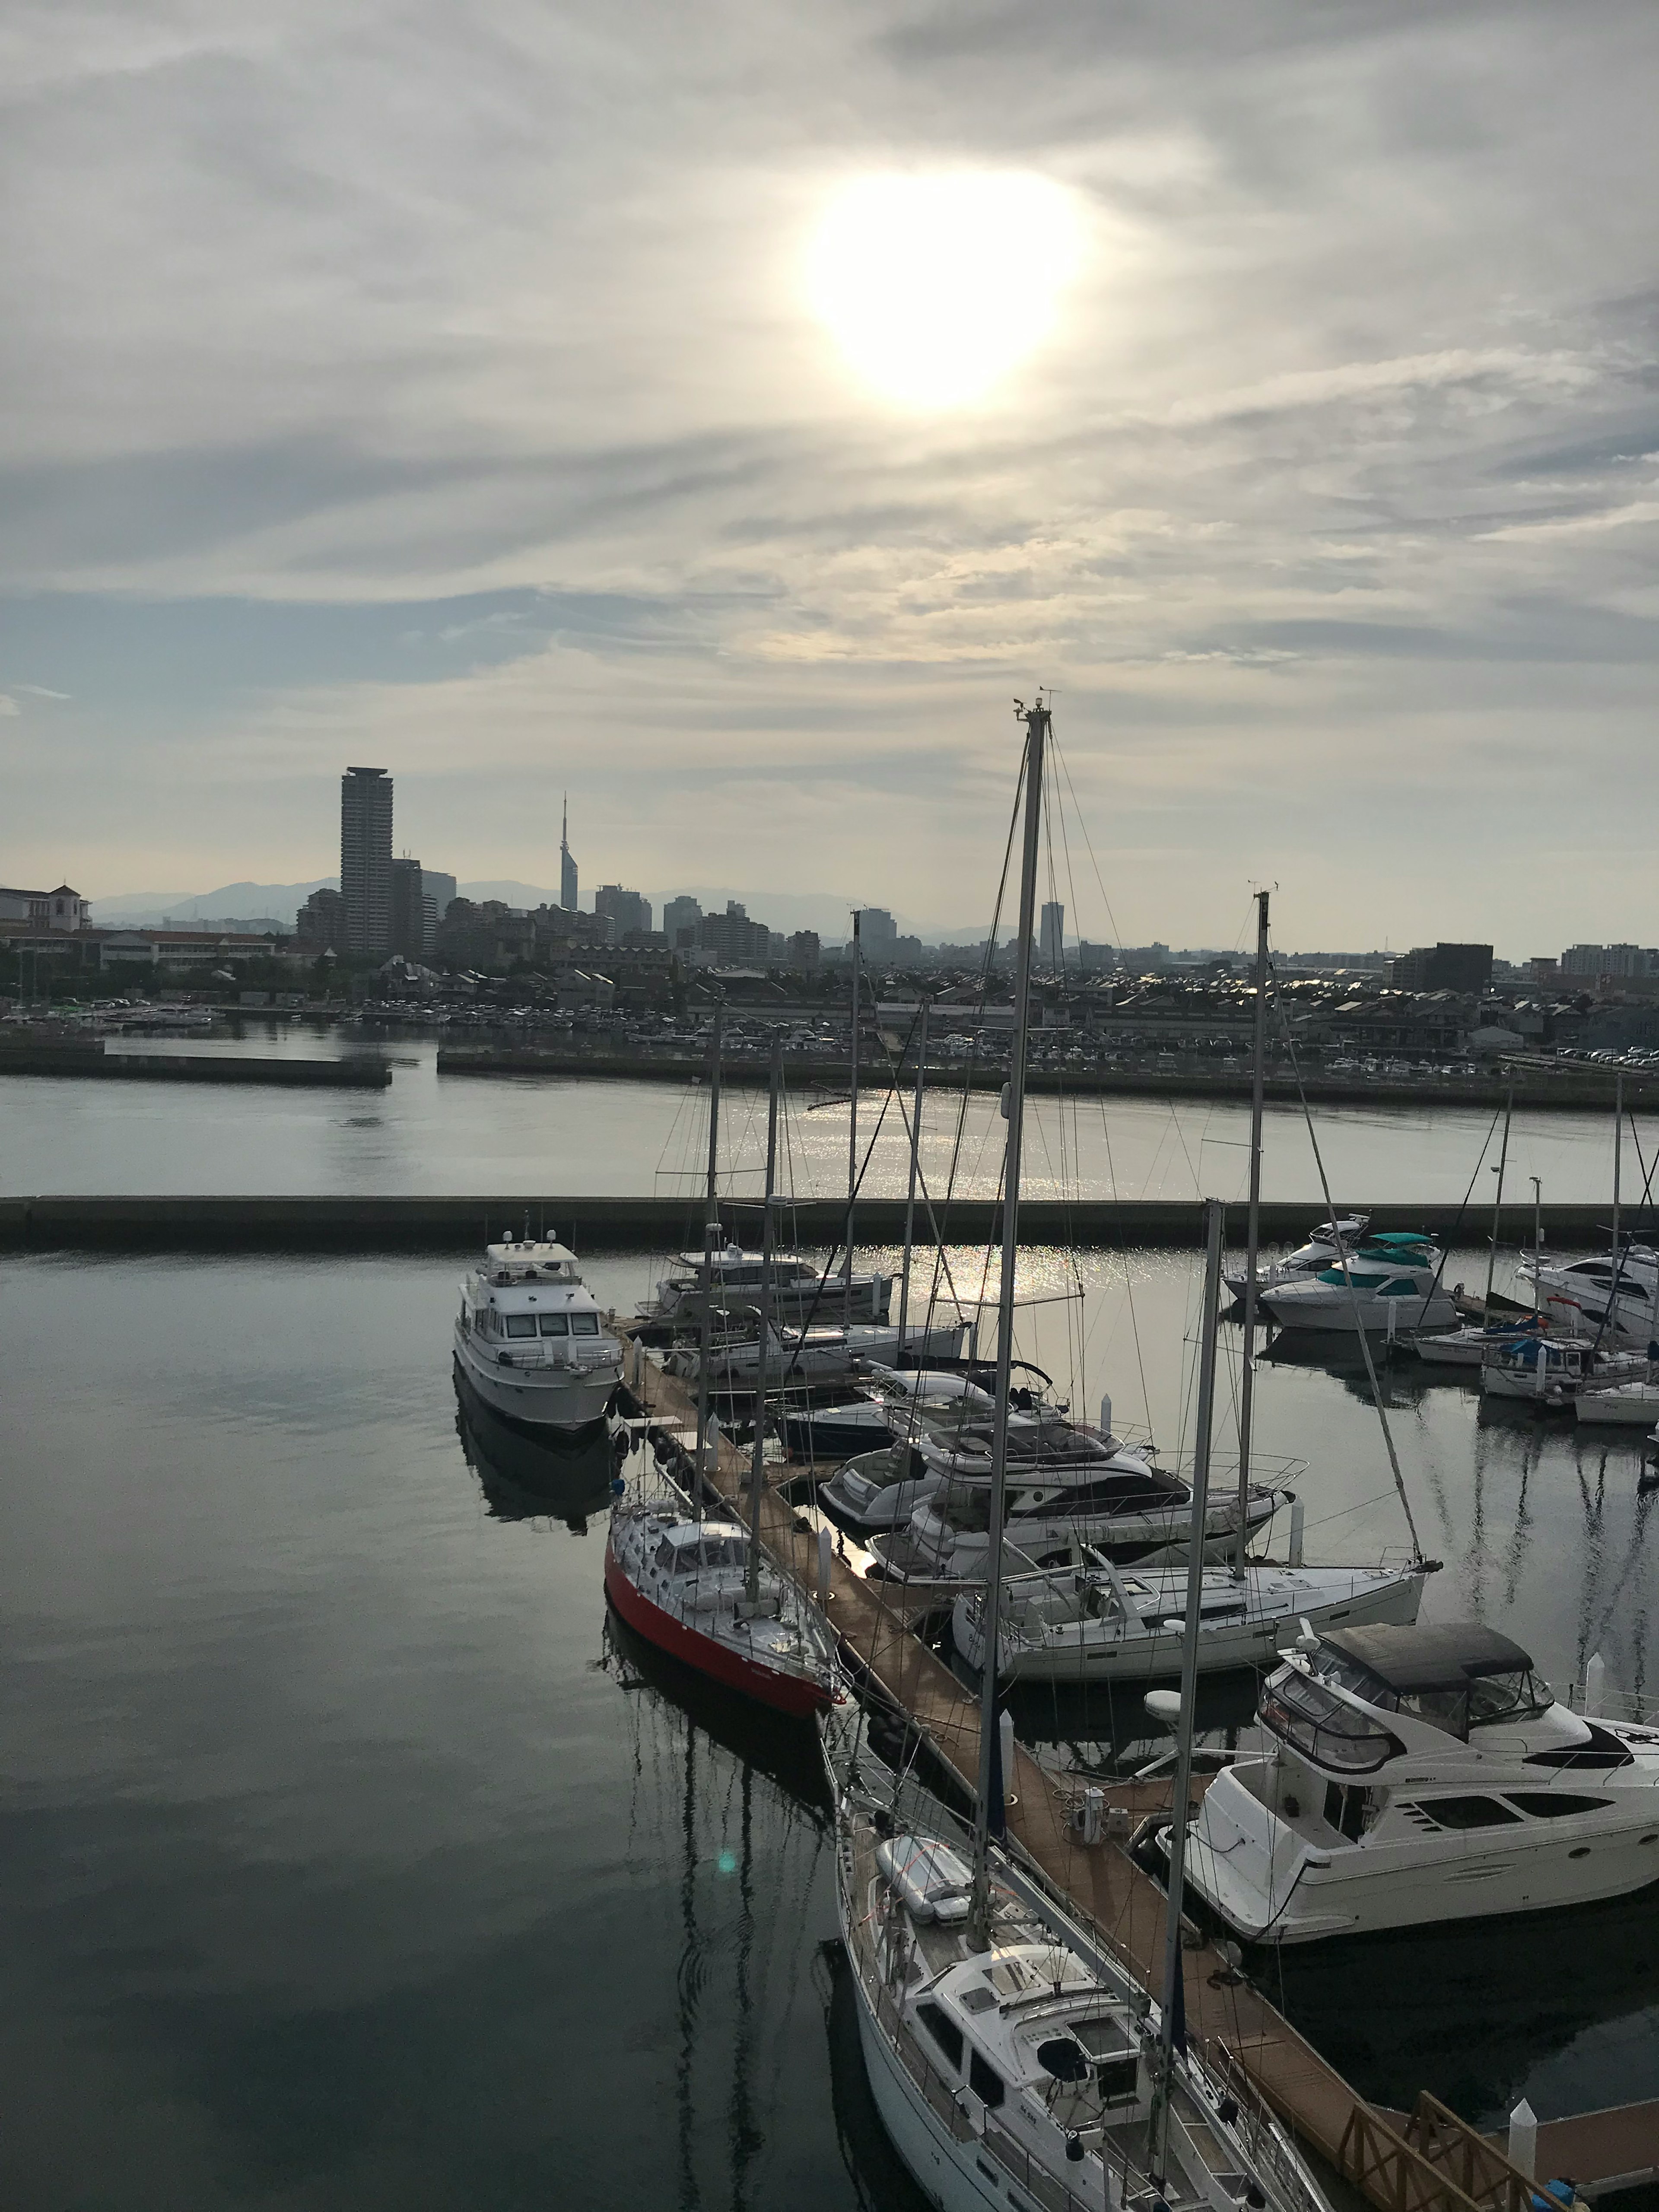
[606, 1029, 840, 1717]
[953, 889, 1426, 1685]
[822, 701, 1336, 2212]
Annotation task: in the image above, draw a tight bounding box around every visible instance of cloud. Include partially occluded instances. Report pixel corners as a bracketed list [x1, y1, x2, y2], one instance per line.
[1, 0, 1658, 950]
[1475, 497, 1659, 544]
[0, 693, 19, 715]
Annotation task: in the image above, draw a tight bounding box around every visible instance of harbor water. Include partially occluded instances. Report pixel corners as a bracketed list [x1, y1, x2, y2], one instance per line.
[4, 1242, 1658, 2209]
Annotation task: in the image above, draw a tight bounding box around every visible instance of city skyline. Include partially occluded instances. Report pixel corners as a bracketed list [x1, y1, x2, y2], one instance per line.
[3, 6, 1656, 955]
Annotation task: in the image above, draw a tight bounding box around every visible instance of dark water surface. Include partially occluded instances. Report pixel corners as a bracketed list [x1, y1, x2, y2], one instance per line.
[3, 1251, 1657, 2210]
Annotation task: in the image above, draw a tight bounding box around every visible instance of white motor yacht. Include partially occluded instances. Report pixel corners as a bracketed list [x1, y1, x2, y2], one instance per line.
[822, 1394, 1131, 1534]
[1221, 1213, 1369, 1300]
[953, 1552, 1427, 1683]
[869, 1468, 1286, 1586]
[1176, 1623, 1659, 1943]
[638, 1241, 892, 1325]
[1517, 1245, 1659, 1339]
[1259, 1246, 1453, 1335]
[453, 1234, 623, 1433]
[677, 1312, 969, 1391]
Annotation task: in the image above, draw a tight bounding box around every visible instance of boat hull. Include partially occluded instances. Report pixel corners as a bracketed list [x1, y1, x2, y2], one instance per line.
[1183, 1772, 1659, 1944]
[602, 1545, 830, 1719]
[453, 1329, 617, 1433]
[1576, 1386, 1659, 1426]
[1261, 1290, 1456, 1334]
[961, 1570, 1424, 1683]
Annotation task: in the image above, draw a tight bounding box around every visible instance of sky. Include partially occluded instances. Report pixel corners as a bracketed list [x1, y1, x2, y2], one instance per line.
[2, 0, 1656, 958]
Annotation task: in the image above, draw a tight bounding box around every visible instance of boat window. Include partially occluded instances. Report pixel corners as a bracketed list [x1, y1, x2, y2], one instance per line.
[1467, 1670, 1554, 1726]
[1323, 1782, 1370, 1841]
[969, 2051, 1006, 2110]
[1504, 1792, 1613, 1819]
[1414, 1796, 1523, 1830]
[505, 1315, 539, 1338]
[1316, 1269, 1393, 1288]
[539, 1313, 569, 1337]
[571, 1313, 601, 1337]
[915, 2002, 963, 2071]
[654, 1539, 677, 1575]
[1526, 1723, 1634, 1772]
[702, 1537, 744, 1569]
[1260, 1667, 1402, 1775]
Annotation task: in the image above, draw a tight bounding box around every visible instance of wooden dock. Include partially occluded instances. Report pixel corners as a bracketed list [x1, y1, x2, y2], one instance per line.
[623, 1336, 1655, 2212]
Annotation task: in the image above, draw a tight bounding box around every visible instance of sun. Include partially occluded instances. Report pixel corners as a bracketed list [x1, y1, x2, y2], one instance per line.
[805, 171, 1084, 410]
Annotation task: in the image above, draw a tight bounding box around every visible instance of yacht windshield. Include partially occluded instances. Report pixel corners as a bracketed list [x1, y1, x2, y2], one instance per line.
[1310, 1647, 1551, 1739]
[1260, 1665, 1401, 1774]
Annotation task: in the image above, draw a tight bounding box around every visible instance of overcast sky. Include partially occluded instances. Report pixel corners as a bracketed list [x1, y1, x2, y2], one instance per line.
[2, 0, 1656, 955]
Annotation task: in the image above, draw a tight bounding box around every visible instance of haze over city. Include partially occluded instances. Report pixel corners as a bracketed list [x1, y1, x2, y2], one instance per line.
[4, 2, 1657, 956]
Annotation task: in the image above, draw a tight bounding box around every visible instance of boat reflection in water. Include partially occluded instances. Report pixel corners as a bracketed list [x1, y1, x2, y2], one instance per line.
[596, 1606, 835, 2210]
[453, 1368, 621, 1530]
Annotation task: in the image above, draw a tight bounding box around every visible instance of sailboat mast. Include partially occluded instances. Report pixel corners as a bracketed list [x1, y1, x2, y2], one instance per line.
[693, 1002, 725, 1524]
[745, 1032, 782, 1605]
[1485, 1085, 1513, 1313]
[1531, 1176, 1543, 1317]
[1235, 889, 1268, 1576]
[1612, 1073, 1624, 1325]
[897, 998, 929, 1357]
[1152, 1195, 1225, 2180]
[845, 912, 861, 1306]
[969, 699, 1048, 1951]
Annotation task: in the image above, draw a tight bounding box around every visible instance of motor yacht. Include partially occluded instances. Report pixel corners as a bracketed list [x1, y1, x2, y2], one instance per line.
[869, 1466, 1286, 1586]
[1258, 1244, 1454, 1335]
[953, 1551, 1427, 1684]
[1517, 1244, 1659, 1338]
[677, 1312, 969, 1392]
[604, 1474, 839, 1718]
[1221, 1213, 1369, 1300]
[822, 1393, 1126, 1535]
[638, 1241, 891, 1326]
[1175, 1623, 1659, 1943]
[453, 1233, 623, 1433]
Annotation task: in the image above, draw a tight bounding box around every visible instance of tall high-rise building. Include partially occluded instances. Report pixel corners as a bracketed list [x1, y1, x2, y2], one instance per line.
[340, 767, 394, 955]
[860, 907, 898, 956]
[1040, 900, 1065, 969]
[663, 894, 701, 946]
[594, 884, 652, 937]
[390, 856, 434, 956]
[560, 794, 578, 911]
[421, 870, 457, 922]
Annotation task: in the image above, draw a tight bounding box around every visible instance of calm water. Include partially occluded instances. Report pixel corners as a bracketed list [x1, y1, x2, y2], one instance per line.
[3, 1027, 1653, 1207]
[4, 1246, 1658, 2210]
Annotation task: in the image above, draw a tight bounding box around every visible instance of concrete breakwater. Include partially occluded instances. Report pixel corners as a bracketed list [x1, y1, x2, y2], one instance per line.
[435, 1045, 1654, 1112]
[0, 1193, 1630, 1254]
[0, 1046, 391, 1088]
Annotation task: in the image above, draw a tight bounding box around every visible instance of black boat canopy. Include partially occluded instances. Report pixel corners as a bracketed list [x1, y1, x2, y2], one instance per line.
[1322, 1623, 1533, 1692]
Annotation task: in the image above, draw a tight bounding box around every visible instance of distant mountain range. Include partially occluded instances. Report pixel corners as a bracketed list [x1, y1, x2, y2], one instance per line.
[89, 876, 937, 939]
[88, 874, 1008, 942]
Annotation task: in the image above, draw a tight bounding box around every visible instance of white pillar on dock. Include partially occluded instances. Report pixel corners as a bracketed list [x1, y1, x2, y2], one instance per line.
[1508, 2098, 1538, 2178]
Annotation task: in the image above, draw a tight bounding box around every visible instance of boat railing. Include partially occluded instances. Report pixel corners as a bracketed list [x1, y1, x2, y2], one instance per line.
[1197, 2038, 1330, 2212]
[494, 1344, 620, 1373]
[1566, 1681, 1659, 1726]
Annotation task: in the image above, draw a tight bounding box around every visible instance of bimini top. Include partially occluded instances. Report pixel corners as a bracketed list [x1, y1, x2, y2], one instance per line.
[1322, 1623, 1533, 1693]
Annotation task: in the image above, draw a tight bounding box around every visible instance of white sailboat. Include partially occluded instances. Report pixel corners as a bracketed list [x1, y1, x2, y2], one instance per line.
[823, 700, 1335, 2212]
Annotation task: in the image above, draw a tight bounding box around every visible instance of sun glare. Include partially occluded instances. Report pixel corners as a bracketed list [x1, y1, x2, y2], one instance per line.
[806, 171, 1084, 410]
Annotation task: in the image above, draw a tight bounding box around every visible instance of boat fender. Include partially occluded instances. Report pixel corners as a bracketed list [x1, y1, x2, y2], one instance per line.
[1065, 2134, 1084, 2164]
[610, 1477, 626, 1497]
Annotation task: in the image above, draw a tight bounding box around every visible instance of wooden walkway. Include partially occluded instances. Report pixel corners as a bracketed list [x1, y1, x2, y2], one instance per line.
[620, 1337, 1650, 2212]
